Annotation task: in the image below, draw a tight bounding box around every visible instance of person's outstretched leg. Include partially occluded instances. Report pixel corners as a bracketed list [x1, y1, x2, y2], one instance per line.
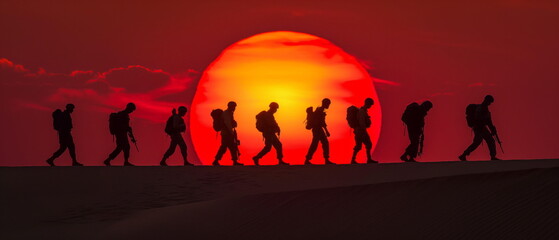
[66, 133, 82, 166]
[161, 138, 177, 166]
[214, 134, 229, 165]
[271, 134, 284, 164]
[253, 133, 272, 165]
[352, 130, 363, 164]
[481, 129, 498, 160]
[177, 135, 190, 165]
[305, 134, 319, 164]
[459, 129, 483, 161]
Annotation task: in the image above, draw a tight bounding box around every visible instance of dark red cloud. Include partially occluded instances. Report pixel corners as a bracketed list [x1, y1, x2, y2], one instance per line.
[0, 58, 198, 166]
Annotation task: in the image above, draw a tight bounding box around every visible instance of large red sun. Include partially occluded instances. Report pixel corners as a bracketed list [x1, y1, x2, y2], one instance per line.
[190, 31, 381, 165]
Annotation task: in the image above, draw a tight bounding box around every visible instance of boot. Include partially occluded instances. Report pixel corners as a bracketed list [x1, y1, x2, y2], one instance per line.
[399, 154, 408, 162]
[46, 158, 55, 167]
[103, 159, 111, 166]
[160, 157, 168, 166]
[72, 161, 83, 166]
[351, 151, 358, 164]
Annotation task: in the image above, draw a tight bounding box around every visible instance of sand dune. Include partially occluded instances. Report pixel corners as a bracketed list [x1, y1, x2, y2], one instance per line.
[1, 159, 558, 239]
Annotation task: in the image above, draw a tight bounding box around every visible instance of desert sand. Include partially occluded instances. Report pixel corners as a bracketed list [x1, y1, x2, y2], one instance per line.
[1, 159, 558, 239]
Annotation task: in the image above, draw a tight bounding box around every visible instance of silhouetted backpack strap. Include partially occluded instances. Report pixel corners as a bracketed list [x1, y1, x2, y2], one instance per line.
[305, 106, 315, 130]
[346, 106, 359, 129]
[466, 104, 480, 127]
[401, 102, 420, 125]
[210, 109, 224, 132]
[52, 109, 63, 131]
[255, 111, 268, 132]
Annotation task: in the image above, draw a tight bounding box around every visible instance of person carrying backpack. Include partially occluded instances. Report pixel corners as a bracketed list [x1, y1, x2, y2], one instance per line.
[161, 106, 191, 166]
[305, 98, 332, 164]
[253, 102, 285, 165]
[348, 98, 377, 164]
[400, 101, 433, 162]
[103, 102, 136, 166]
[459, 95, 500, 161]
[213, 101, 241, 166]
[46, 103, 83, 166]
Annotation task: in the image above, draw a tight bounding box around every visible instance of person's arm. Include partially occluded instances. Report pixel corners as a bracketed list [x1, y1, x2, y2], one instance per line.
[223, 111, 233, 133]
[324, 126, 330, 137]
[487, 112, 497, 135]
[358, 108, 367, 129]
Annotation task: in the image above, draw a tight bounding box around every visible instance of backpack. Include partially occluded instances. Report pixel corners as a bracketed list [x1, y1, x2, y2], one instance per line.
[109, 112, 125, 135]
[210, 109, 224, 131]
[52, 109, 63, 131]
[346, 106, 359, 129]
[401, 102, 420, 125]
[255, 111, 268, 132]
[165, 115, 176, 135]
[465, 104, 479, 127]
[305, 106, 315, 130]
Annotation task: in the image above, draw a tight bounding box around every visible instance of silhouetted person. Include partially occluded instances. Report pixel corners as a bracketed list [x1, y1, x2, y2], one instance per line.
[400, 101, 433, 162]
[459, 95, 500, 161]
[46, 104, 83, 166]
[305, 98, 332, 164]
[253, 102, 285, 165]
[213, 101, 241, 166]
[351, 98, 377, 163]
[161, 106, 191, 166]
[104, 102, 136, 166]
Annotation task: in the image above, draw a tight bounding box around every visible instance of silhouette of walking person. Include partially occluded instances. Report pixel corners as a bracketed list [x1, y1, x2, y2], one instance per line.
[459, 95, 500, 161]
[349, 98, 377, 164]
[305, 98, 333, 164]
[253, 102, 285, 165]
[213, 101, 241, 166]
[400, 101, 433, 162]
[161, 106, 191, 166]
[46, 104, 83, 166]
[104, 102, 137, 166]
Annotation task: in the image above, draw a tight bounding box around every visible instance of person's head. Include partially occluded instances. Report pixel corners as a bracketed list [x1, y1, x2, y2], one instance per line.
[364, 98, 374, 109]
[421, 101, 433, 111]
[65, 103, 75, 113]
[227, 101, 237, 111]
[322, 98, 331, 109]
[483, 95, 494, 106]
[125, 102, 136, 113]
[177, 106, 187, 116]
[269, 102, 279, 113]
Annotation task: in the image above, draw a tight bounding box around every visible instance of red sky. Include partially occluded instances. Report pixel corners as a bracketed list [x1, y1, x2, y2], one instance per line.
[1, 0, 558, 166]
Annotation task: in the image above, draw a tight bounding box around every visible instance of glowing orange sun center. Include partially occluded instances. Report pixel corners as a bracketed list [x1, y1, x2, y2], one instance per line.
[190, 31, 381, 165]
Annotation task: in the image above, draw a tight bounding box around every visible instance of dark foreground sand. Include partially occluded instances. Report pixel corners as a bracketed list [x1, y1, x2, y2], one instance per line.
[1, 159, 558, 239]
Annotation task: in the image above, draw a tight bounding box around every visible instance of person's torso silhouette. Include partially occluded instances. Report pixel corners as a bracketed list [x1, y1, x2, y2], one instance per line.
[400, 101, 432, 162]
[104, 103, 136, 166]
[161, 106, 190, 166]
[459, 95, 499, 161]
[253, 102, 284, 165]
[47, 104, 82, 166]
[351, 98, 377, 163]
[214, 101, 241, 166]
[305, 98, 332, 164]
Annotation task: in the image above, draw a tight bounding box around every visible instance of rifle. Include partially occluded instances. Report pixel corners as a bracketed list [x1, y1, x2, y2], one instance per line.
[129, 131, 140, 152]
[233, 129, 241, 158]
[494, 132, 504, 154]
